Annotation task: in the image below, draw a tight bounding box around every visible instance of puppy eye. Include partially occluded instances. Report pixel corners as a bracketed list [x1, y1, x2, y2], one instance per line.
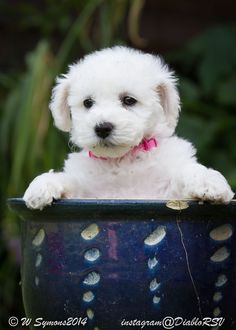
[83, 98, 94, 109]
[121, 96, 137, 107]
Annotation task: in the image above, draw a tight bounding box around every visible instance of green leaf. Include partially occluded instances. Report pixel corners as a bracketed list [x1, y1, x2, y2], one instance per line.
[179, 78, 200, 104]
[217, 77, 236, 106]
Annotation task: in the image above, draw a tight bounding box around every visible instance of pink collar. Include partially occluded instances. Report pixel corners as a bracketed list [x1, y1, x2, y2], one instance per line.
[88, 137, 158, 160]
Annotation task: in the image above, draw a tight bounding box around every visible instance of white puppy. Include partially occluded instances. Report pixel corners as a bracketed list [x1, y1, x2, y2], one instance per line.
[23, 46, 234, 209]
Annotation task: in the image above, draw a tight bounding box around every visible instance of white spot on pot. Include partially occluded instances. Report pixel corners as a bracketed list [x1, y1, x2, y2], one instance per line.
[153, 296, 161, 304]
[148, 257, 158, 270]
[166, 200, 189, 210]
[32, 229, 45, 247]
[210, 224, 233, 241]
[149, 278, 160, 292]
[35, 253, 42, 267]
[86, 308, 94, 320]
[213, 291, 223, 303]
[83, 271, 100, 286]
[213, 307, 221, 317]
[35, 276, 39, 286]
[84, 248, 101, 262]
[63, 299, 69, 313]
[144, 226, 166, 246]
[210, 247, 230, 263]
[83, 291, 95, 303]
[81, 224, 99, 240]
[215, 274, 228, 287]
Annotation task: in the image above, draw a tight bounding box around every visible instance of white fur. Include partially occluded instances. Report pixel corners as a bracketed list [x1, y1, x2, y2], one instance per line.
[23, 47, 234, 209]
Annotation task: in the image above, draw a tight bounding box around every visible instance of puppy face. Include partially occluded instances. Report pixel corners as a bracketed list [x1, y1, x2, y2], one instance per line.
[50, 47, 180, 158]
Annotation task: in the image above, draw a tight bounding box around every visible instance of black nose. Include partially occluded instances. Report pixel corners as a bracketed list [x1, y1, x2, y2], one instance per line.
[94, 122, 114, 139]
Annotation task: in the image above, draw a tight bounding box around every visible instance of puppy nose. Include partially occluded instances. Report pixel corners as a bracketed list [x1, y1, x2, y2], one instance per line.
[95, 122, 114, 139]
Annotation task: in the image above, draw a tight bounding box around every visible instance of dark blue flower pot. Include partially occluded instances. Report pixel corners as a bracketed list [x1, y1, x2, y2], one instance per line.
[8, 199, 236, 329]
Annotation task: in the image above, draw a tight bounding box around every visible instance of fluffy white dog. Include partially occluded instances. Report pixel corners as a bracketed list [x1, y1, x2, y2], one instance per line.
[23, 46, 234, 209]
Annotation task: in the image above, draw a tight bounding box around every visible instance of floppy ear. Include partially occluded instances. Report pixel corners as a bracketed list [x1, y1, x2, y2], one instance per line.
[49, 75, 71, 132]
[157, 75, 180, 132]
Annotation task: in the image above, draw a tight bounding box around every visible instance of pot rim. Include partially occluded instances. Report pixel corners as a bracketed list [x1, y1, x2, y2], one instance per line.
[7, 198, 236, 222]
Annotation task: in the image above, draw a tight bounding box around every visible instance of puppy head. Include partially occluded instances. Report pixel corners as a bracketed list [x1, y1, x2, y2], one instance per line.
[50, 47, 180, 158]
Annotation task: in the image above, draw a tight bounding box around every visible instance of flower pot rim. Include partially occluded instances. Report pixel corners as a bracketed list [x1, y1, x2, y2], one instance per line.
[7, 198, 236, 222]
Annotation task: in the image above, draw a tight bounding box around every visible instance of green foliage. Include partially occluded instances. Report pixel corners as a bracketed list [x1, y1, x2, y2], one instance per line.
[168, 23, 236, 189]
[1, 0, 130, 214]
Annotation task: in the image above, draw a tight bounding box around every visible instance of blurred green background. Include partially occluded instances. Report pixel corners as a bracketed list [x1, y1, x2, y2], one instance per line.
[0, 0, 236, 328]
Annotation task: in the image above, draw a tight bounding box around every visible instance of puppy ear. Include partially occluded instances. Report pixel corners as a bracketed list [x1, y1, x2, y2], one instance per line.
[157, 76, 180, 132]
[49, 75, 71, 132]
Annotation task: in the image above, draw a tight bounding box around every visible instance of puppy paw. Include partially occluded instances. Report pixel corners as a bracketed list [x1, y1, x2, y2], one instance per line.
[23, 173, 64, 210]
[183, 167, 234, 204]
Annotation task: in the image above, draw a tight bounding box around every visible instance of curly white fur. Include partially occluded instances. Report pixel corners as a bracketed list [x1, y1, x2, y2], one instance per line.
[23, 47, 234, 209]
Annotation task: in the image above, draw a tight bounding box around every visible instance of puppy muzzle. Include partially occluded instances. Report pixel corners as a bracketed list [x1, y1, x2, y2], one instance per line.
[94, 122, 114, 139]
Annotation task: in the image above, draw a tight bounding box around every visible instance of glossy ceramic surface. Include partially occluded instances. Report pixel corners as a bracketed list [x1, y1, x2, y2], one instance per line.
[8, 199, 236, 329]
